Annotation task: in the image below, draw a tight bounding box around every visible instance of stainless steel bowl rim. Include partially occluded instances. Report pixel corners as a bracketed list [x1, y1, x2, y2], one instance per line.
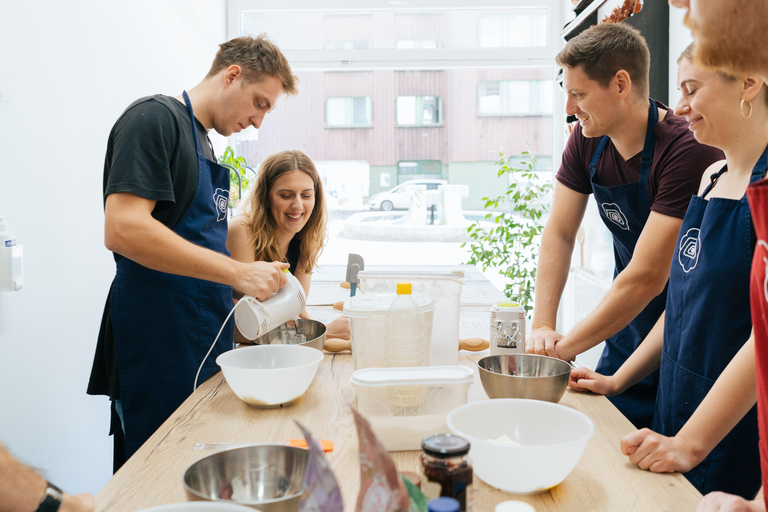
[182, 444, 307, 505]
[477, 354, 571, 378]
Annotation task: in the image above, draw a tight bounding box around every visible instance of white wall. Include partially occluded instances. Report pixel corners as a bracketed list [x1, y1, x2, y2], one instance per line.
[0, 0, 225, 494]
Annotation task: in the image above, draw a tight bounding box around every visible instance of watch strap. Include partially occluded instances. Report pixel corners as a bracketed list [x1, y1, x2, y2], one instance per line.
[36, 482, 63, 512]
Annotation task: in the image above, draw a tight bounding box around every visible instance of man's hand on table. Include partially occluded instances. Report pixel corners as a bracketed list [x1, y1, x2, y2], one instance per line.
[527, 326, 565, 359]
[60, 492, 95, 512]
[695, 492, 765, 512]
[568, 367, 620, 396]
[620, 429, 701, 474]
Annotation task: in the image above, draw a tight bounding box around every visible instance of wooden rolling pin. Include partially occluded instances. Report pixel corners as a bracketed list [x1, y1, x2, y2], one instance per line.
[324, 337, 489, 352]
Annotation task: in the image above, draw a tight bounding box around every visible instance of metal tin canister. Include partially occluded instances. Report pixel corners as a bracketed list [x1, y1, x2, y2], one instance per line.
[489, 301, 526, 355]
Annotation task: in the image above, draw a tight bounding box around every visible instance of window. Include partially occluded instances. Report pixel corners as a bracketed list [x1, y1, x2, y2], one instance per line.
[324, 40, 372, 50]
[396, 40, 440, 49]
[325, 97, 373, 127]
[478, 11, 548, 48]
[478, 80, 554, 116]
[397, 161, 442, 182]
[396, 96, 443, 126]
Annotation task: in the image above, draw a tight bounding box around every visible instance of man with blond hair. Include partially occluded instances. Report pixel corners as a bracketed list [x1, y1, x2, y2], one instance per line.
[87, 35, 298, 470]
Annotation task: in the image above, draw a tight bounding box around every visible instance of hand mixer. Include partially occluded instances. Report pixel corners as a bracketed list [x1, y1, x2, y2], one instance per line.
[194, 270, 307, 390]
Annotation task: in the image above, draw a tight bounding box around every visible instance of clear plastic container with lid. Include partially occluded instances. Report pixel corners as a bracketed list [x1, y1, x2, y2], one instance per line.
[350, 365, 473, 451]
[420, 433, 473, 512]
[344, 291, 434, 370]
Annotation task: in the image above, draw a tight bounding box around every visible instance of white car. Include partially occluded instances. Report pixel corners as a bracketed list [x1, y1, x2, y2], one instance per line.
[368, 179, 448, 211]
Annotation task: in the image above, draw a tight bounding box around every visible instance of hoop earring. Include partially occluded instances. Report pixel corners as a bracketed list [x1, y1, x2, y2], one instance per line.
[741, 99, 753, 120]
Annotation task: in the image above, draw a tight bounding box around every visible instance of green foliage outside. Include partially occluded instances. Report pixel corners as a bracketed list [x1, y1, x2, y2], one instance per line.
[218, 146, 253, 208]
[463, 148, 552, 316]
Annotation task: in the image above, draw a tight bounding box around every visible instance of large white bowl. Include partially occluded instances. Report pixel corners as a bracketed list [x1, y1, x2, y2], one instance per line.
[446, 399, 594, 494]
[138, 503, 258, 512]
[216, 345, 323, 407]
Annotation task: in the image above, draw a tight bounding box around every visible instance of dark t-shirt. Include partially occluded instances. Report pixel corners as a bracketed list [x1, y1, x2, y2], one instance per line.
[557, 100, 725, 219]
[88, 94, 215, 399]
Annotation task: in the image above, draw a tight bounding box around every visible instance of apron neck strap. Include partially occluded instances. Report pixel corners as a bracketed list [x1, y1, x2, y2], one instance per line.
[182, 91, 205, 159]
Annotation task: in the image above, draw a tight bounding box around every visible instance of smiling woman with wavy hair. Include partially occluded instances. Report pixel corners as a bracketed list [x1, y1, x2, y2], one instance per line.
[227, 150, 349, 341]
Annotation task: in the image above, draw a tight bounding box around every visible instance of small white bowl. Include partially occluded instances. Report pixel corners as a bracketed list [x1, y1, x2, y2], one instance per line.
[216, 345, 323, 407]
[447, 399, 594, 494]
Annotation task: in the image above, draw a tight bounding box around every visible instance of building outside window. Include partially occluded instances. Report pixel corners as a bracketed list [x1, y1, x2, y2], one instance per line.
[478, 80, 554, 116]
[396, 96, 443, 126]
[326, 97, 373, 127]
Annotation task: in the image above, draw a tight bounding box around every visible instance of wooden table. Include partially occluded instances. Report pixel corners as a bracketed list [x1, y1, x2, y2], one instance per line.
[95, 265, 703, 511]
[96, 351, 702, 512]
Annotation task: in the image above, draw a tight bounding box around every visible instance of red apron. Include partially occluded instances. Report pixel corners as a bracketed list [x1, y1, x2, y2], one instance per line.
[747, 178, 768, 508]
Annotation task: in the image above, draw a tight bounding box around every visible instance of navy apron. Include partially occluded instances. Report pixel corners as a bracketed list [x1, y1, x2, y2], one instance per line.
[653, 148, 766, 498]
[591, 100, 665, 429]
[111, 91, 234, 459]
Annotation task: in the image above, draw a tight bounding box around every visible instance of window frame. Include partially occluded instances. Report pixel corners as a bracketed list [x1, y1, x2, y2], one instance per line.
[325, 96, 374, 128]
[395, 95, 444, 127]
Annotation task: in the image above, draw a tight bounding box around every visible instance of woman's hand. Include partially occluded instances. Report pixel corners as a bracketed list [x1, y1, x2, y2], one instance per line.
[326, 316, 350, 340]
[568, 366, 620, 396]
[695, 492, 766, 512]
[620, 429, 701, 473]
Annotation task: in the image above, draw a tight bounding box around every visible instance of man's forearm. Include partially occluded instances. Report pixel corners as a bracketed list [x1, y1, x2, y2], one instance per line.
[0, 445, 46, 512]
[532, 230, 575, 330]
[556, 267, 665, 360]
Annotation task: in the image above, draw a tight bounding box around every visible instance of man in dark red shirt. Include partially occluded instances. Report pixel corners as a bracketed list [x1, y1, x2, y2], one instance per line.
[527, 23, 723, 428]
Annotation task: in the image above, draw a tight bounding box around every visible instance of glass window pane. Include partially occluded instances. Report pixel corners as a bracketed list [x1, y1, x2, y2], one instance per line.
[397, 96, 417, 125]
[326, 97, 347, 126]
[239, 7, 549, 51]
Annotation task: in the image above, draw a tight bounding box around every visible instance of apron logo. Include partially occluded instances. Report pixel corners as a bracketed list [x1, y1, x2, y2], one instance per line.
[600, 203, 629, 230]
[678, 227, 701, 273]
[759, 240, 768, 304]
[213, 188, 229, 222]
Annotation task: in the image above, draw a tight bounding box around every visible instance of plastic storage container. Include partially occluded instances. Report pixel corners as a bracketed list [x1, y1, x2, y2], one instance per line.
[357, 270, 464, 366]
[350, 365, 474, 451]
[344, 292, 434, 370]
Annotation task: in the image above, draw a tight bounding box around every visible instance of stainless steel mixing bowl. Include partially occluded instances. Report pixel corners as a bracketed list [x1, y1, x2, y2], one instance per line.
[477, 354, 571, 403]
[183, 444, 308, 512]
[251, 319, 326, 352]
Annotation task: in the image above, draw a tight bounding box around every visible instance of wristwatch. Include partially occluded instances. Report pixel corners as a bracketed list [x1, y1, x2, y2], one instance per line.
[36, 482, 63, 512]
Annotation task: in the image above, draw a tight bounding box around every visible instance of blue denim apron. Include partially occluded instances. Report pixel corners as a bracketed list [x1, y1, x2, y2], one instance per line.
[653, 148, 766, 498]
[111, 91, 234, 459]
[591, 100, 664, 428]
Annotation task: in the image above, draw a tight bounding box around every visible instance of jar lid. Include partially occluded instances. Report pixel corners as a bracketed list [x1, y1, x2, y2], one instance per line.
[428, 497, 460, 512]
[421, 433, 470, 457]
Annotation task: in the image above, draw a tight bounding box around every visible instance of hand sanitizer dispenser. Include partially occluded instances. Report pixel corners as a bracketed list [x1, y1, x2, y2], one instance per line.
[0, 218, 23, 291]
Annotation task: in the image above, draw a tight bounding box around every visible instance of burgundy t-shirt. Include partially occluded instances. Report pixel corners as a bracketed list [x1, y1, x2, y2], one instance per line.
[557, 101, 725, 219]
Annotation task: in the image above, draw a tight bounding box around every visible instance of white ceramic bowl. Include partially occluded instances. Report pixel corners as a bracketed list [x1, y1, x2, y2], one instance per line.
[216, 345, 323, 407]
[446, 399, 595, 494]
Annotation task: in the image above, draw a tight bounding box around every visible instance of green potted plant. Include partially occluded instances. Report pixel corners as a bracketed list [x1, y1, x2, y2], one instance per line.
[463, 148, 552, 316]
[218, 146, 253, 208]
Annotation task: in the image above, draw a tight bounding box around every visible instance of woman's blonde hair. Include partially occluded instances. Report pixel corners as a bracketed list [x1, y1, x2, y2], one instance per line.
[243, 150, 327, 274]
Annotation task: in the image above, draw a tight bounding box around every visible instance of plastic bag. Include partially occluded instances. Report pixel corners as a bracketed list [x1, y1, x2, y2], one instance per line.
[297, 421, 344, 512]
[352, 408, 411, 512]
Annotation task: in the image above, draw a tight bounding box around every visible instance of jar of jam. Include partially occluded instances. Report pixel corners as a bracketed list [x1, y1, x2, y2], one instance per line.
[420, 434, 473, 512]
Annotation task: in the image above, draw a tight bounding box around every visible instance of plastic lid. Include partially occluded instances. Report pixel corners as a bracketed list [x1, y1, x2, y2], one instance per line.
[495, 501, 536, 512]
[421, 434, 470, 458]
[358, 269, 464, 280]
[427, 497, 460, 512]
[497, 300, 520, 307]
[343, 292, 434, 318]
[396, 282, 412, 295]
[350, 365, 473, 387]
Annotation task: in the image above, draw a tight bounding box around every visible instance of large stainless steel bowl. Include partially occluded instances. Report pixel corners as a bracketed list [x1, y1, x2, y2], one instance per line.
[251, 319, 326, 352]
[183, 444, 308, 512]
[477, 354, 571, 403]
